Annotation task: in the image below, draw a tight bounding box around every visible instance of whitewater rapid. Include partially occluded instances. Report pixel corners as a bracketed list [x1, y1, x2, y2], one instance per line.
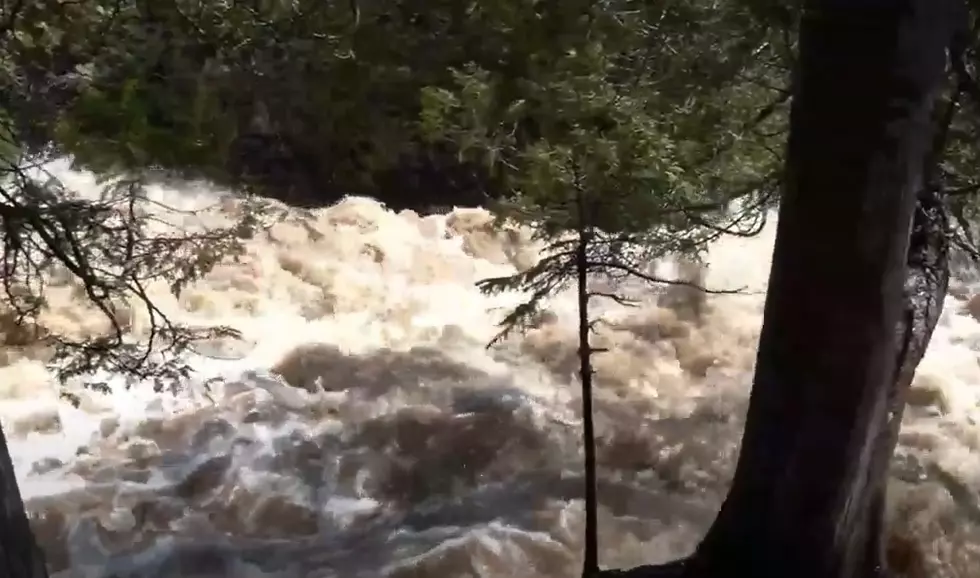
[3, 160, 980, 577]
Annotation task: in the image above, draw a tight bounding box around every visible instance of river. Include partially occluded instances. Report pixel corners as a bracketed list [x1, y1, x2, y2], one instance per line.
[3, 160, 979, 577]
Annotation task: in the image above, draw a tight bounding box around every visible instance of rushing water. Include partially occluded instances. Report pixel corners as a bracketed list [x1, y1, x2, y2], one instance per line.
[3, 161, 980, 578]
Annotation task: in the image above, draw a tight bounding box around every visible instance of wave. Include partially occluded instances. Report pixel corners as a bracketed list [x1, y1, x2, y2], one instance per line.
[2, 160, 979, 577]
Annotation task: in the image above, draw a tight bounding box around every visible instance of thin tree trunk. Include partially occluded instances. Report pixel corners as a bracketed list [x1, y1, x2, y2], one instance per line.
[601, 1, 958, 577]
[577, 188, 600, 578]
[857, 76, 960, 578]
[861, 186, 950, 577]
[0, 421, 49, 578]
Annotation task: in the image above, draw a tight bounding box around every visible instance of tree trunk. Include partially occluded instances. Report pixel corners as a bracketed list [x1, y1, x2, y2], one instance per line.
[601, 1, 958, 577]
[683, 1, 953, 576]
[0, 421, 49, 578]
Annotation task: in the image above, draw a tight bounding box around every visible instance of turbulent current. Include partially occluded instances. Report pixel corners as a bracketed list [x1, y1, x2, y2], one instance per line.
[5, 161, 980, 578]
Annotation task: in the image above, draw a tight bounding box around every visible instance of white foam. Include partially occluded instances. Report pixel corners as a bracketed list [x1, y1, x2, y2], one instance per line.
[4, 159, 979, 577]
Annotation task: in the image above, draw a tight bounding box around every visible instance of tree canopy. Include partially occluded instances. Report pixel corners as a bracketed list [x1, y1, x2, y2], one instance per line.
[4, 0, 792, 209]
[0, 0, 806, 378]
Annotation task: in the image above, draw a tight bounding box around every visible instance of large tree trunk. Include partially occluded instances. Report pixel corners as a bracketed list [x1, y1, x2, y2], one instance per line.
[601, 196, 951, 578]
[0, 422, 49, 577]
[602, 1, 958, 577]
[683, 1, 953, 576]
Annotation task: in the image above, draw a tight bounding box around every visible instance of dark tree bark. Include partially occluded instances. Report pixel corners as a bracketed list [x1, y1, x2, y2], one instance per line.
[0, 422, 49, 578]
[601, 1, 961, 577]
[685, 1, 954, 575]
